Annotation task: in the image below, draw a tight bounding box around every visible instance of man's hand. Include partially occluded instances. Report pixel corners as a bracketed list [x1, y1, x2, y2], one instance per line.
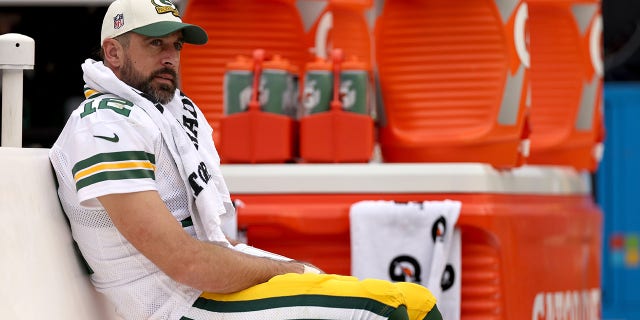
[98, 190, 305, 294]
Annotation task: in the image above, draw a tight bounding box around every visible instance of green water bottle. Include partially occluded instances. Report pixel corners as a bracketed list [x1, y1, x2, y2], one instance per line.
[302, 57, 333, 116]
[283, 65, 300, 119]
[261, 55, 296, 117]
[223, 55, 254, 115]
[340, 56, 370, 115]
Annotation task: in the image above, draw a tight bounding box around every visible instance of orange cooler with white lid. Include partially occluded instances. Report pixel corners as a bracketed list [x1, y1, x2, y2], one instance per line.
[223, 163, 602, 319]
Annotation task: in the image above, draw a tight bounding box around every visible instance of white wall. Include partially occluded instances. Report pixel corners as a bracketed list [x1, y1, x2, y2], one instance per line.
[0, 147, 108, 320]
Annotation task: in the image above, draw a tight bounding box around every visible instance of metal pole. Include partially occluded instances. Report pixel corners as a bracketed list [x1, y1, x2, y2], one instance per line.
[2, 69, 24, 147]
[0, 33, 35, 148]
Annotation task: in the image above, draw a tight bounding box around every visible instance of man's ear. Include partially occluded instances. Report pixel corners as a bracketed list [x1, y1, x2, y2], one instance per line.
[102, 38, 124, 68]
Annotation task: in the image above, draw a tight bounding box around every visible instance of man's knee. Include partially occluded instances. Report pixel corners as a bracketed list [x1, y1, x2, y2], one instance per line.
[388, 305, 409, 320]
[391, 303, 442, 320]
[423, 305, 443, 320]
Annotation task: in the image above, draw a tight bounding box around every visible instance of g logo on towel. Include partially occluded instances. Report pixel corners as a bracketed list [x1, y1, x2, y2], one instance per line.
[389, 255, 422, 283]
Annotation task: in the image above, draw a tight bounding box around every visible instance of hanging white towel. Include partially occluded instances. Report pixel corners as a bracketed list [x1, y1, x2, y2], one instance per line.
[350, 200, 461, 320]
[439, 228, 461, 320]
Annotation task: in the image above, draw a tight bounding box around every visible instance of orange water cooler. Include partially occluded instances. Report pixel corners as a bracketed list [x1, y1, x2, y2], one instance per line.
[223, 163, 602, 319]
[304, 0, 373, 65]
[297, 0, 376, 163]
[527, 0, 604, 171]
[181, 0, 307, 146]
[373, 0, 530, 169]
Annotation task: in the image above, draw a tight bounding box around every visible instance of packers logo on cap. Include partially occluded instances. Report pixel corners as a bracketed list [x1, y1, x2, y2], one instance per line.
[101, 0, 208, 45]
[153, 0, 180, 17]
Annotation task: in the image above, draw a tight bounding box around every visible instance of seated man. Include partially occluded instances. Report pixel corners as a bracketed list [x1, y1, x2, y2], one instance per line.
[49, 0, 443, 319]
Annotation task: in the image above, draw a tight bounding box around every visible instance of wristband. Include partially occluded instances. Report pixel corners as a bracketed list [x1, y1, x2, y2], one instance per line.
[303, 265, 321, 274]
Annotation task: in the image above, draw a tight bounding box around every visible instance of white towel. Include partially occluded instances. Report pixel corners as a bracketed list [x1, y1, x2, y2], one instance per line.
[350, 200, 461, 320]
[440, 228, 461, 320]
[82, 59, 233, 243]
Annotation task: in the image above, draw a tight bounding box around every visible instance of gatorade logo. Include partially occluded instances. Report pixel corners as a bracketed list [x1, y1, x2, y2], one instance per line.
[340, 79, 356, 110]
[238, 79, 269, 111]
[302, 79, 321, 112]
[432, 216, 447, 242]
[314, 11, 333, 59]
[514, 2, 530, 68]
[389, 255, 421, 283]
[239, 86, 252, 112]
[589, 15, 603, 77]
[441, 264, 455, 291]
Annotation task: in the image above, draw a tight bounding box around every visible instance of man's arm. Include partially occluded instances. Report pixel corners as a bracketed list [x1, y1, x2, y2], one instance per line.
[98, 190, 304, 294]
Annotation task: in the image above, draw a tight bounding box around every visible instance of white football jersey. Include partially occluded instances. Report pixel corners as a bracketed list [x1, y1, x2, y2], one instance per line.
[49, 90, 204, 320]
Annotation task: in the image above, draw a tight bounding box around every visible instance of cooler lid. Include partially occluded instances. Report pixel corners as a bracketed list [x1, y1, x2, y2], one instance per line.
[220, 163, 591, 195]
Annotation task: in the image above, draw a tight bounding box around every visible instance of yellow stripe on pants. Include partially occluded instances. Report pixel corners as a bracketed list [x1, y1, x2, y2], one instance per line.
[199, 273, 437, 319]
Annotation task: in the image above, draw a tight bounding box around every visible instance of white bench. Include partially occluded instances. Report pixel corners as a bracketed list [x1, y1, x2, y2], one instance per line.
[0, 147, 119, 320]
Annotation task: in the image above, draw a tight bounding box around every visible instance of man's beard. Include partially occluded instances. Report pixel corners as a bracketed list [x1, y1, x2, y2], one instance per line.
[120, 57, 178, 104]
